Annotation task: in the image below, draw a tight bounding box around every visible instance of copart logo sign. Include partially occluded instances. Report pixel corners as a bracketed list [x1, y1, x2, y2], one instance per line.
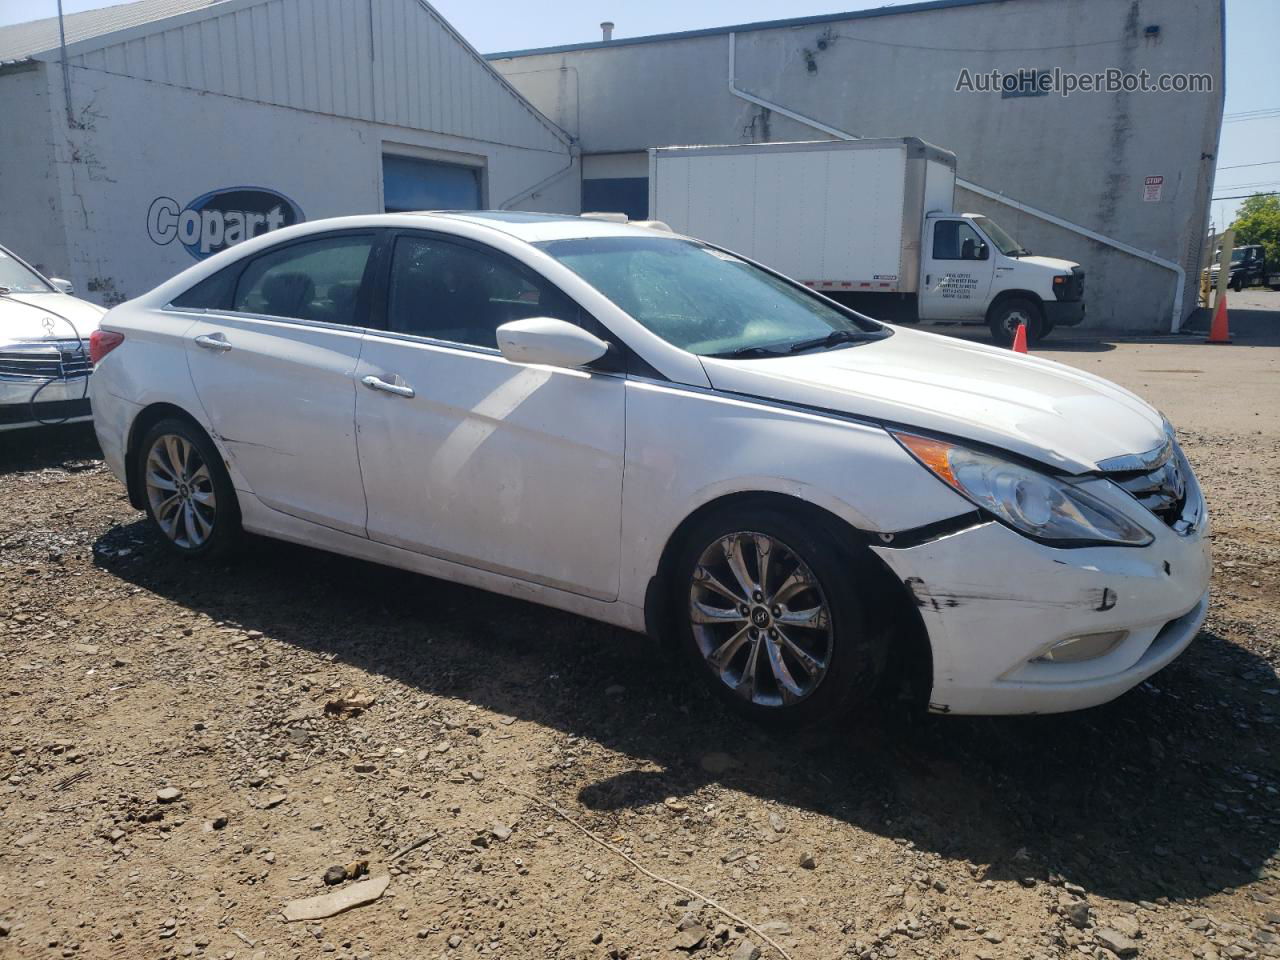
[147, 187, 304, 260]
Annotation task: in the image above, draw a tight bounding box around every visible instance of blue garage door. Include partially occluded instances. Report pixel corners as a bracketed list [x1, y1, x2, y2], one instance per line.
[383, 155, 482, 213]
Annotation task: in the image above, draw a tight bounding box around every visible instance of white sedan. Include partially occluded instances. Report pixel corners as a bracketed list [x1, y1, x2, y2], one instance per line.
[89, 212, 1210, 724]
[1, 243, 105, 431]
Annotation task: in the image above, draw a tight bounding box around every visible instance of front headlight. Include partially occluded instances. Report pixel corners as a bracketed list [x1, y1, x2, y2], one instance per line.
[892, 432, 1153, 546]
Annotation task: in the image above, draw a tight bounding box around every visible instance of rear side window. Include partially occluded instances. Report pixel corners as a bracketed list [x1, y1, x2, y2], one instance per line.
[386, 235, 574, 349]
[171, 267, 237, 310]
[233, 235, 374, 324]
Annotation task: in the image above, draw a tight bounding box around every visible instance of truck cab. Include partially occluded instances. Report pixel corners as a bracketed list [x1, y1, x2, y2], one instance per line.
[919, 212, 1085, 344]
[1208, 244, 1271, 291]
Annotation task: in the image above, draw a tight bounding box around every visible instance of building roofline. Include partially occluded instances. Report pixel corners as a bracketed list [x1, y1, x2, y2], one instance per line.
[16, 0, 246, 64]
[2, 0, 572, 150]
[484, 0, 1010, 60]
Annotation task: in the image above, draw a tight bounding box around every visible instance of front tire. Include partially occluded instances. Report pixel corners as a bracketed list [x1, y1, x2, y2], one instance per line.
[673, 506, 887, 727]
[988, 297, 1044, 347]
[137, 418, 241, 558]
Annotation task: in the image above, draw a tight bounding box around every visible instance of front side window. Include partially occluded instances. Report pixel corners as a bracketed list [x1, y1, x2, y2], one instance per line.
[386, 235, 573, 349]
[932, 221, 986, 261]
[537, 236, 883, 358]
[233, 235, 374, 324]
[0, 248, 54, 294]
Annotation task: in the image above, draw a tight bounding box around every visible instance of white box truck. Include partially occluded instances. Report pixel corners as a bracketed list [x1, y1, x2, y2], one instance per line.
[647, 138, 1085, 344]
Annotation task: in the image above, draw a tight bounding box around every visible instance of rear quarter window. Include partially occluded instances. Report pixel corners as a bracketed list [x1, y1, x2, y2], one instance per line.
[170, 267, 238, 310]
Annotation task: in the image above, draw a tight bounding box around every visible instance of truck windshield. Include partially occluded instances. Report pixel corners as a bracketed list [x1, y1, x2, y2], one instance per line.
[972, 216, 1029, 257]
[0, 248, 54, 294]
[535, 236, 885, 358]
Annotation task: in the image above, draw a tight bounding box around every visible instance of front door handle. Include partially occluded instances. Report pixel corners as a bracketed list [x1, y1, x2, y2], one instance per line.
[194, 333, 232, 352]
[361, 374, 415, 399]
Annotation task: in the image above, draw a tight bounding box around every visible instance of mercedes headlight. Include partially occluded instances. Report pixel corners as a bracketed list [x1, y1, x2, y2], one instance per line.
[893, 432, 1153, 546]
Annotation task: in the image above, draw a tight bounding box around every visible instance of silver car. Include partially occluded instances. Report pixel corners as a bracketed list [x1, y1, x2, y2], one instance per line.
[0, 244, 105, 432]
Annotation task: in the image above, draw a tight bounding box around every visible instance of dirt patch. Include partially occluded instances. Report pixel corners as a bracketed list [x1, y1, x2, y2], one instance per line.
[2, 339, 1279, 960]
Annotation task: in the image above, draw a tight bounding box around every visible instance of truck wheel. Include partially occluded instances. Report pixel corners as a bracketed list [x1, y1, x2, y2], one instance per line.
[1230, 275, 1243, 292]
[988, 298, 1043, 347]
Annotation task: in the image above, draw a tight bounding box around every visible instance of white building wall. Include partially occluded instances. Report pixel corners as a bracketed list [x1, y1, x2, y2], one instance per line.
[32, 63, 576, 303]
[64, 0, 568, 155]
[0, 64, 69, 279]
[492, 0, 1225, 331]
[0, 0, 579, 305]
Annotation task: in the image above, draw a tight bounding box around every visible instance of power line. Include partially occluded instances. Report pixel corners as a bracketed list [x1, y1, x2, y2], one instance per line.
[1214, 179, 1280, 190]
[1223, 108, 1280, 123]
[1217, 160, 1280, 170]
[1224, 107, 1280, 118]
[1212, 191, 1278, 200]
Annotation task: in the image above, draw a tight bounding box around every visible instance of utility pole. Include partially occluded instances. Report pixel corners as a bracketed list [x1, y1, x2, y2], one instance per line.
[57, 0, 74, 127]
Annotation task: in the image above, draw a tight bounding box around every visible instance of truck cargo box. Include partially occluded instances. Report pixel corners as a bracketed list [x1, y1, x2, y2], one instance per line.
[648, 137, 957, 295]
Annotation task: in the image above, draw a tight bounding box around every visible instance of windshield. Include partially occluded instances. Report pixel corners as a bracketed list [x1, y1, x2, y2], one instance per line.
[1231, 248, 1247, 263]
[536, 236, 884, 357]
[972, 216, 1028, 256]
[0, 248, 53, 293]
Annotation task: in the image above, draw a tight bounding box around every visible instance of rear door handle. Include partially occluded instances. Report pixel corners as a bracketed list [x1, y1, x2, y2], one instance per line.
[194, 334, 232, 352]
[361, 374, 415, 399]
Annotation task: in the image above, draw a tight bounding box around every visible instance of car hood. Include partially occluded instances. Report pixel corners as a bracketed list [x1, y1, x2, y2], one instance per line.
[698, 326, 1165, 473]
[0, 293, 105, 342]
[1012, 254, 1078, 272]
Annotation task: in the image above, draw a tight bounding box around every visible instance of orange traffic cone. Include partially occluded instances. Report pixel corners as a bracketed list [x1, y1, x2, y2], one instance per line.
[1206, 291, 1232, 344]
[1012, 321, 1028, 354]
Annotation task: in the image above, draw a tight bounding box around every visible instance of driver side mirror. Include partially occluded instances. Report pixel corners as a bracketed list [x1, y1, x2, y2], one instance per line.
[974, 241, 989, 261]
[49, 277, 75, 294]
[496, 317, 610, 369]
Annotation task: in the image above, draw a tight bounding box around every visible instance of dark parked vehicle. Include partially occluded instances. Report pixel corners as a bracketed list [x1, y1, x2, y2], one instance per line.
[1208, 244, 1275, 291]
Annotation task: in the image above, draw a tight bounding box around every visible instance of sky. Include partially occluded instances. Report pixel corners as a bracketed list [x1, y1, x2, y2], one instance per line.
[1, 0, 1276, 227]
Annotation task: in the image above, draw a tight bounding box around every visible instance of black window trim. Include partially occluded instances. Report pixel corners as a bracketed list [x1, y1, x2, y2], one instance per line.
[163, 228, 386, 334]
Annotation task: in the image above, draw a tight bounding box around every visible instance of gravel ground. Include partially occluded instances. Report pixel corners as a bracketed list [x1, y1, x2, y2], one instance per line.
[1, 337, 1278, 960]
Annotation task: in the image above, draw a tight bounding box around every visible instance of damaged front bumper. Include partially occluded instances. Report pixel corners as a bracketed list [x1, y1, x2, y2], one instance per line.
[871, 482, 1211, 715]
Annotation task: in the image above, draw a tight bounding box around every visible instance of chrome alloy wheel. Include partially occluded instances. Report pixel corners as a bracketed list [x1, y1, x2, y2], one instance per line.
[689, 532, 834, 707]
[145, 434, 217, 549]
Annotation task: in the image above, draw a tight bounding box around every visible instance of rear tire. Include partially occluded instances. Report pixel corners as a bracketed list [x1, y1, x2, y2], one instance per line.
[988, 297, 1044, 348]
[136, 417, 241, 559]
[672, 506, 887, 728]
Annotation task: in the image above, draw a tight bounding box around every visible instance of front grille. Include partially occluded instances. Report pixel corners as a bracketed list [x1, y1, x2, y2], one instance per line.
[0, 340, 92, 380]
[1099, 438, 1188, 529]
[1055, 267, 1085, 302]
